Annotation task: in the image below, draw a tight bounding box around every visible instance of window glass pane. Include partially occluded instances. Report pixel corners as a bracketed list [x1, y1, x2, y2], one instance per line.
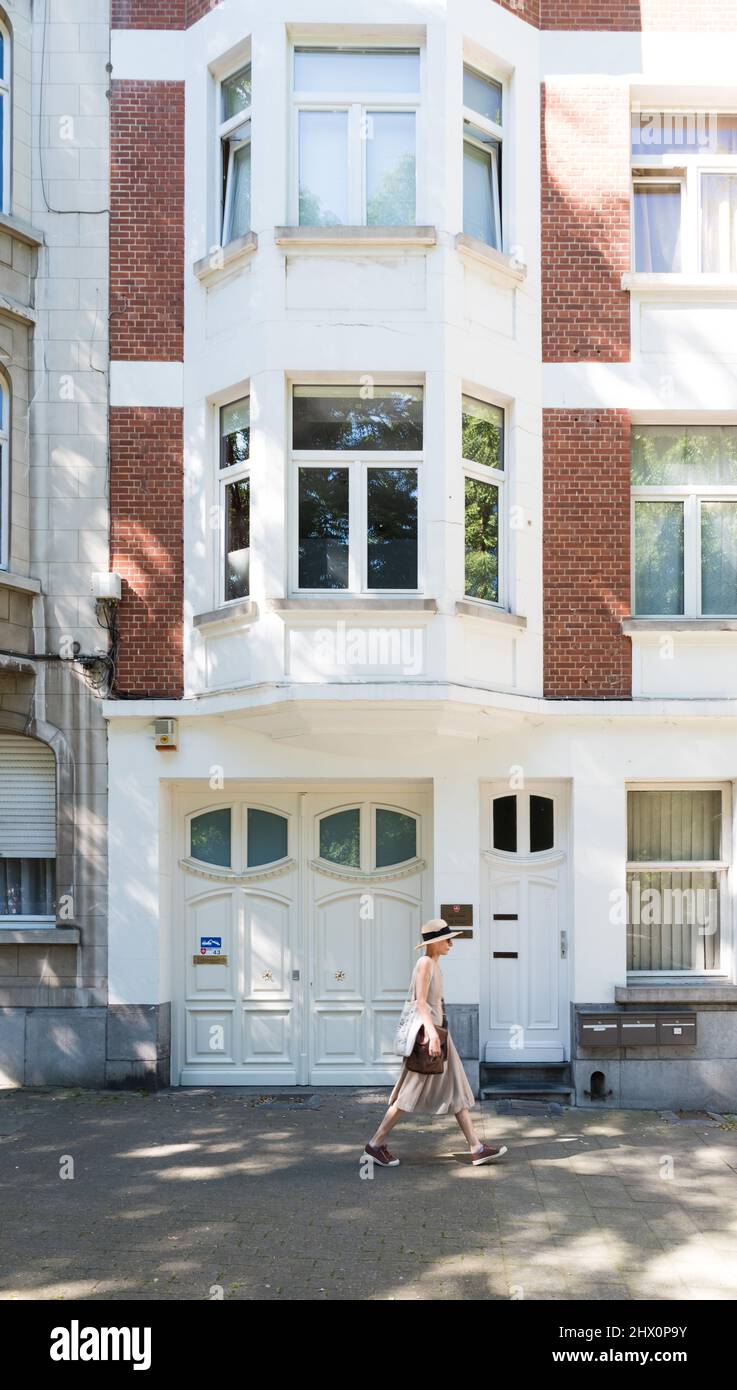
[223, 133, 251, 241]
[247, 809, 288, 867]
[701, 502, 737, 615]
[631, 425, 737, 485]
[320, 808, 361, 866]
[465, 476, 498, 602]
[633, 183, 681, 272]
[299, 111, 348, 226]
[634, 501, 684, 615]
[293, 386, 423, 450]
[463, 133, 499, 247]
[493, 796, 516, 852]
[631, 111, 713, 155]
[463, 67, 502, 125]
[462, 396, 504, 470]
[222, 64, 252, 121]
[702, 173, 737, 273]
[366, 112, 416, 225]
[0, 36, 4, 83]
[225, 479, 250, 601]
[294, 48, 420, 93]
[366, 468, 417, 589]
[221, 398, 250, 468]
[375, 808, 417, 867]
[191, 809, 231, 867]
[627, 869, 719, 970]
[627, 789, 721, 861]
[0, 859, 55, 916]
[298, 468, 349, 589]
[530, 796, 554, 853]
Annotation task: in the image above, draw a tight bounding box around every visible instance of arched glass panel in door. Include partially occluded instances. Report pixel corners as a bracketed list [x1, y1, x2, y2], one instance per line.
[190, 808, 231, 867]
[375, 808, 417, 867]
[247, 808, 288, 866]
[319, 808, 361, 867]
[529, 795, 554, 853]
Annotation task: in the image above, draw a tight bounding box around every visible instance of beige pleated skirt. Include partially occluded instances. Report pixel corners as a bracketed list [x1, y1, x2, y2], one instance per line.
[388, 1029, 477, 1115]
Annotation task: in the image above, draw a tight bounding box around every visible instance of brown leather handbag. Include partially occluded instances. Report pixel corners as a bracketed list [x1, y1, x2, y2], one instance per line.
[406, 1013, 448, 1074]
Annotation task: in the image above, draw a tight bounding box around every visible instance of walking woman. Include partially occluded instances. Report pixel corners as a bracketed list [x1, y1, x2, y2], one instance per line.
[362, 919, 508, 1167]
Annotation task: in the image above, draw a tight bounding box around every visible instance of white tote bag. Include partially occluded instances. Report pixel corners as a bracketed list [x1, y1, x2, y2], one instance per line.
[393, 972, 424, 1057]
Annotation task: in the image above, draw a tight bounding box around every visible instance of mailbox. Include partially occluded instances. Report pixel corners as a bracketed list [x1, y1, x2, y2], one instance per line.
[658, 1014, 697, 1046]
[620, 1016, 658, 1046]
[579, 1014, 620, 1047]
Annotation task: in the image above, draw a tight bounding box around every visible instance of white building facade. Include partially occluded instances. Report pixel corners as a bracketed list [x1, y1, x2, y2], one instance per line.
[104, 0, 737, 1108]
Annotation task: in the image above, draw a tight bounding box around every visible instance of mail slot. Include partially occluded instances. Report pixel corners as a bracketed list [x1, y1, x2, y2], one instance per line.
[658, 1013, 697, 1046]
[579, 1014, 620, 1047]
[620, 1015, 658, 1046]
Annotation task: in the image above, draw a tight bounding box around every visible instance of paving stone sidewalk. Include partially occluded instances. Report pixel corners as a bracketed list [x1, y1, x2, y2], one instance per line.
[2, 1086, 737, 1301]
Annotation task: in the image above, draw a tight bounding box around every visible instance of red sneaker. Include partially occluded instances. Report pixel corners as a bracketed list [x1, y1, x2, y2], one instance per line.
[471, 1143, 508, 1166]
[362, 1142, 400, 1166]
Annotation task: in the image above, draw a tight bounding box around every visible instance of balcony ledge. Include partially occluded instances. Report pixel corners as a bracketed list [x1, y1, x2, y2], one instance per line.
[622, 272, 737, 297]
[455, 234, 527, 286]
[193, 231, 258, 285]
[623, 618, 737, 634]
[0, 927, 80, 945]
[267, 597, 437, 617]
[193, 599, 259, 633]
[455, 600, 526, 630]
[616, 983, 737, 1005]
[274, 225, 437, 250]
[0, 569, 41, 595]
[0, 211, 45, 248]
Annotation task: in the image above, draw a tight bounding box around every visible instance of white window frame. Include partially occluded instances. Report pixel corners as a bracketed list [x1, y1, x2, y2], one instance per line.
[290, 44, 423, 227]
[218, 58, 252, 247]
[0, 19, 10, 215]
[626, 781, 731, 978]
[316, 801, 421, 872]
[0, 374, 8, 570]
[631, 427, 737, 617]
[462, 63, 503, 251]
[631, 108, 737, 273]
[462, 390, 506, 611]
[289, 383, 424, 598]
[219, 392, 250, 606]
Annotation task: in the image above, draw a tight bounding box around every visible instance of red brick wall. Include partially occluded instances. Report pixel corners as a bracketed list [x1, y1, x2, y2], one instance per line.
[492, 0, 541, 24]
[112, 0, 185, 26]
[543, 410, 631, 698]
[110, 409, 184, 699]
[110, 82, 184, 361]
[542, 83, 630, 362]
[186, 0, 223, 23]
[541, 1, 737, 26]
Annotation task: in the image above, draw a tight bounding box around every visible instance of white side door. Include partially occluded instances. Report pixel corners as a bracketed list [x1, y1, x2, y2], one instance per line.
[303, 786, 431, 1085]
[481, 783, 569, 1063]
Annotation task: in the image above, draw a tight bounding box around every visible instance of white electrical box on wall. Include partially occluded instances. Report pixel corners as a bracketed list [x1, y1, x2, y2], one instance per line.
[153, 718, 178, 750]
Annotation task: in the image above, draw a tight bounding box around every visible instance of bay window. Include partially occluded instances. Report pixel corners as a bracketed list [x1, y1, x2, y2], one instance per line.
[292, 385, 422, 593]
[293, 47, 420, 226]
[632, 425, 737, 617]
[220, 62, 252, 244]
[463, 65, 503, 249]
[463, 394, 504, 605]
[220, 397, 250, 602]
[632, 111, 737, 273]
[627, 787, 726, 972]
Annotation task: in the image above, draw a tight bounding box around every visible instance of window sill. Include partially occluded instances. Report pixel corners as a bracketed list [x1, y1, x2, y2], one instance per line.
[0, 211, 45, 249]
[274, 225, 437, 250]
[616, 983, 737, 1004]
[622, 272, 737, 297]
[0, 927, 80, 944]
[623, 618, 737, 634]
[193, 599, 259, 633]
[455, 600, 526, 630]
[267, 597, 437, 616]
[0, 569, 41, 596]
[193, 231, 258, 286]
[454, 234, 527, 286]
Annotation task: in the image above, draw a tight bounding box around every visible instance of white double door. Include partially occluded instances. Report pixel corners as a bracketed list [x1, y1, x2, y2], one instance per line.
[481, 782, 570, 1063]
[175, 783, 431, 1085]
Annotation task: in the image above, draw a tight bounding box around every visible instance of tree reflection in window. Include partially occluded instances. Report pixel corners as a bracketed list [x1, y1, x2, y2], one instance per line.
[191, 809, 231, 867]
[319, 808, 361, 867]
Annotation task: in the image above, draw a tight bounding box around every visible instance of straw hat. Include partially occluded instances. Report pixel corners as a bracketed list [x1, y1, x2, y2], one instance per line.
[414, 918, 465, 950]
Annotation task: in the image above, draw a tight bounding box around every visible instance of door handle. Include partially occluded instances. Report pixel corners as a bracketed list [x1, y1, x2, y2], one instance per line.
[560, 931, 567, 959]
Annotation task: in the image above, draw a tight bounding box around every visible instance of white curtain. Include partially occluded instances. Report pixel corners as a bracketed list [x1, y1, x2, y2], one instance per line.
[701, 174, 737, 273]
[634, 184, 681, 272]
